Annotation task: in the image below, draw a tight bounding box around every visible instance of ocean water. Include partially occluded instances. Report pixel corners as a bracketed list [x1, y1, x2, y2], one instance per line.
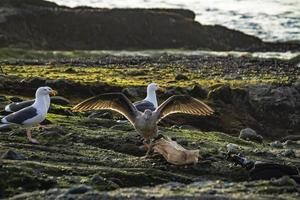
[48, 0, 300, 42]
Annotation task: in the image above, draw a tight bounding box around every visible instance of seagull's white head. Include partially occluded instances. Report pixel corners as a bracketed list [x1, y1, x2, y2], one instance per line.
[147, 83, 159, 92]
[36, 86, 57, 97]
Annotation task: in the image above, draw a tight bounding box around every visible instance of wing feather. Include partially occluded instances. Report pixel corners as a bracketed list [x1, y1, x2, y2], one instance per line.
[72, 93, 138, 125]
[155, 95, 214, 121]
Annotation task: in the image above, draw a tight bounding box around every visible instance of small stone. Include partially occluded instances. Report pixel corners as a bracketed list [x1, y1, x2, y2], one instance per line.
[91, 174, 106, 184]
[1, 150, 26, 160]
[280, 149, 296, 158]
[271, 176, 298, 187]
[226, 143, 239, 154]
[270, 141, 283, 148]
[66, 185, 91, 194]
[239, 128, 263, 143]
[175, 74, 189, 81]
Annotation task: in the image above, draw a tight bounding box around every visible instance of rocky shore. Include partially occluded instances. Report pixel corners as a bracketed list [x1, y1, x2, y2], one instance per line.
[0, 0, 299, 51]
[0, 53, 299, 199]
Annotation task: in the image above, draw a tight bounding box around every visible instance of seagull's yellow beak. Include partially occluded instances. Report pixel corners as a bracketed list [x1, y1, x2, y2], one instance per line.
[50, 90, 58, 96]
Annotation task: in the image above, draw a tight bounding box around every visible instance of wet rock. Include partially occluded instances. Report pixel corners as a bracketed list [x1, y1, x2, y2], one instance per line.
[271, 176, 298, 187]
[164, 87, 187, 96]
[249, 163, 299, 180]
[270, 141, 283, 148]
[281, 135, 300, 142]
[252, 149, 275, 157]
[1, 149, 26, 160]
[91, 174, 106, 184]
[208, 85, 249, 105]
[208, 85, 232, 104]
[249, 84, 300, 135]
[280, 149, 296, 158]
[50, 96, 70, 105]
[239, 128, 263, 143]
[122, 87, 145, 98]
[90, 174, 119, 190]
[41, 126, 67, 137]
[226, 143, 240, 154]
[65, 185, 91, 194]
[1, 1, 289, 51]
[175, 74, 189, 81]
[188, 85, 208, 98]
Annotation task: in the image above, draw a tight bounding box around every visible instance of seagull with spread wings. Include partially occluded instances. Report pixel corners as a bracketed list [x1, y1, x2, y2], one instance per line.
[72, 93, 214, 156]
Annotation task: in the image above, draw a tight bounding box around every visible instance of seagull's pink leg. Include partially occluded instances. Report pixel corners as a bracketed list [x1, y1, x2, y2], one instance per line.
[26, 129, 39, 144]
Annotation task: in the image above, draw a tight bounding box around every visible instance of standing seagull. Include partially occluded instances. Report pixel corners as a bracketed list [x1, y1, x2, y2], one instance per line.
[72, 93, 214, 156]
[133, 83, 159, 112]
[0, 87, 57, 144]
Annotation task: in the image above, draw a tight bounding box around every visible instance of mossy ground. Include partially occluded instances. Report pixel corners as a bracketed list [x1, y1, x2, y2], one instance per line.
[0, 52, 299, 199]
[1, 64, 291, 88]
[0, 111, 299, 199]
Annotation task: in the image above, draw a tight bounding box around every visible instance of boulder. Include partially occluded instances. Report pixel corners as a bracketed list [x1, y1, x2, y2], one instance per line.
[1, 0, 298, 51]
[239, 128, 263, 143]
[188, 85, 208, 98]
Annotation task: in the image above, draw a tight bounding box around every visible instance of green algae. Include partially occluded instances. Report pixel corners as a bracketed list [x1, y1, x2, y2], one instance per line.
[1, 111, 299, 199]
[1, 64, 291, 89]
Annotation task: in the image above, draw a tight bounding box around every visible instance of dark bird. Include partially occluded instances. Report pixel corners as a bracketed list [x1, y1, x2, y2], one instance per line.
[72, 93, 214, 156]
[0, 87, 57, 144]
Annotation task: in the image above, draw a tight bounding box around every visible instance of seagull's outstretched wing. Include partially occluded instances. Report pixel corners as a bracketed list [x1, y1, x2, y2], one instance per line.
[154, 95, 214, 122]
[72, 93, 138, 125]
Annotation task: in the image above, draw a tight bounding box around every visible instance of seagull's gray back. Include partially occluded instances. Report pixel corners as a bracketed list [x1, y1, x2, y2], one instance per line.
[133, 100, 156, 112]
[6, 100, 35, 112]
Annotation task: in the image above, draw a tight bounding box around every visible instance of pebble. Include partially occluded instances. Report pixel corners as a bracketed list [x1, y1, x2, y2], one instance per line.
[226, 143, 239, 154]
[1, 150, 26, 160]
[270, 141, 283, 148]
[271, 176, 298, 187]
[239, 128, 263, 143]
[65, 185, 91, 194]
[280, 149, 296, 158]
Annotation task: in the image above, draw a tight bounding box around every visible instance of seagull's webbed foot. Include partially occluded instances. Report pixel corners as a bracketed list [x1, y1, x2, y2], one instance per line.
[26, 129, 39, 144]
